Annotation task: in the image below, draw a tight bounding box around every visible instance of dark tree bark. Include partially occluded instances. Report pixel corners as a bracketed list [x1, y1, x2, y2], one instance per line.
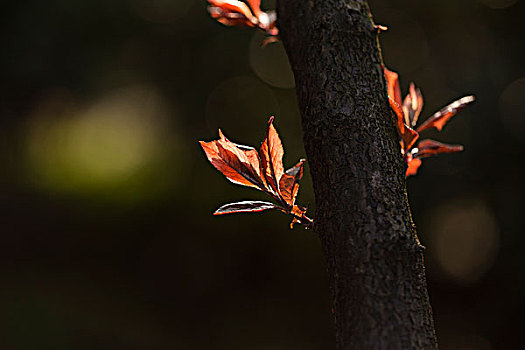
[277, 1, 438, 349]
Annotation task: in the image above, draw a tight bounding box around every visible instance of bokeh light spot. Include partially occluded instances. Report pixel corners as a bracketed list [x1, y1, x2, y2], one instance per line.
[25, 86, 181, 202]
[425, 199, 500, 284]
[499, 77, 525, 140]
[249, 33, 295, 89]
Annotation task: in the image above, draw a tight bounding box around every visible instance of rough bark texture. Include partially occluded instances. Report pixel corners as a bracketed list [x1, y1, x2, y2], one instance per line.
[277, 1, 438, 349]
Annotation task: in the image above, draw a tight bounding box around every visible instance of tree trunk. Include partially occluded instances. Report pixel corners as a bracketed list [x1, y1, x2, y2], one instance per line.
[277, 1, 438, 349]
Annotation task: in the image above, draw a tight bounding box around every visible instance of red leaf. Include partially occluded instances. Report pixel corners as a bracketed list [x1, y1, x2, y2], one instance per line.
[208, 0, 254, 18]
[218, 130, 268, 189]
[285, 159, 305, 179]
[402, 82, 424, 127]
[207, 8, 254, 28]
[389, 97, 406, 137]
[217, 139, 263, 184]
[406, 156, 422, 177]
[199, 131, 266, 189]
[384, 69, 472, 178]
[256, 10, 278, 34]
[245, 0, 261, 17]
[414, 139, 464, 159]
[402, 125, 419, 153]
[207, 0, 278, 35]
[289, 204, 309, 228]
[207, 0, 257, 28]
[289, 217, 301, 229]
[402, 125, 419, 155]
[200, 117, 312, 228]
[289, 203, 311, 229]
[278, 159, 305, 206]
[245, 0, 278, 34]
[389, 97, 419, 154]
[384, 67, 402, 107]
[214, 15, 254, 28]
[260, 116, 285, 193]
[214, 200, 279, 215]
[417, 95, 475, 132]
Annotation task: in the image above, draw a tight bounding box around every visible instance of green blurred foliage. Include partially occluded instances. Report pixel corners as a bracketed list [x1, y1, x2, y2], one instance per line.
[0, 0, 523, 349]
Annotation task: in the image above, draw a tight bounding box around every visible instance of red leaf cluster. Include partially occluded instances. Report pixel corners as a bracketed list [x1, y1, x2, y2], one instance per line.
[199, 117, 312, 228]
[384, 67, 474, 176]
[207, 0, 278, 36]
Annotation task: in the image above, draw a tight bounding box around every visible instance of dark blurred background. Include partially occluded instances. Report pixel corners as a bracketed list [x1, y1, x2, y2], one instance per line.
[0, 0, 523, 349]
